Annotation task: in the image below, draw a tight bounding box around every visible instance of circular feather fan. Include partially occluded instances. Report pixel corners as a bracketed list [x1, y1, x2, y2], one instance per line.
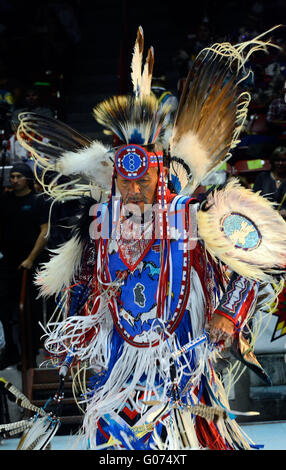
[197, 179, 286, 282]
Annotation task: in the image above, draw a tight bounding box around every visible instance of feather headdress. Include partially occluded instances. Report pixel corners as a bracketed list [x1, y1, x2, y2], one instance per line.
[16, 26, 167, 200]
[169, 25, 281, 194]
[16, 25, 281, 199]
[93, 26, 169, 146]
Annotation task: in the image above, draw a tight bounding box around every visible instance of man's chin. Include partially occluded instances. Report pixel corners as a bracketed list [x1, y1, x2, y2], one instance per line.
[123, 201, 145, 213]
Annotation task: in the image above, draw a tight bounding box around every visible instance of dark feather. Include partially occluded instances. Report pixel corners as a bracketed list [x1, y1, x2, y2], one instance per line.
[93, 94, 169, 145]
[17, 112, 92, 162]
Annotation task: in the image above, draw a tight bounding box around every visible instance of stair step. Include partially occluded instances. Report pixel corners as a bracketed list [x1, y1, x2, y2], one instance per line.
[60, 415, 83, 424]
[32, 368, 73, 383]
[32, 397, 78, 407]
[32, 382, 73, 390]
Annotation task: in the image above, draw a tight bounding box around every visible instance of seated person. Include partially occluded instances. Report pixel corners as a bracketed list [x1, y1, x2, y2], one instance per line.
[253, 146, 286, 218]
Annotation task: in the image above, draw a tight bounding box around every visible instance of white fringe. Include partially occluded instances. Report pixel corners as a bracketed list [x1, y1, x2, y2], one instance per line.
[42, 262, 253, 450]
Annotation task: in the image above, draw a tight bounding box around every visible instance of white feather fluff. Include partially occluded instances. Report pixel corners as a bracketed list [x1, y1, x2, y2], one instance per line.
[56, 141, 114, 190]
[170, 130, 209, 192]
[35, 236, 83, 297]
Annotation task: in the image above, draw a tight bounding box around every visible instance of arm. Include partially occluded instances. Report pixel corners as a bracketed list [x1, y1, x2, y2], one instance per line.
[19, 222, 48, 270]
[209, 272, 258, 344]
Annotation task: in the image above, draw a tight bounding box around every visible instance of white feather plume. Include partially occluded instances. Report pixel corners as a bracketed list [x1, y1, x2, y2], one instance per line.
[141, 46, 154, 97]
[35, 236, 83, 297]
[56, 140, 114, 191]
[131, 26, 144, 98]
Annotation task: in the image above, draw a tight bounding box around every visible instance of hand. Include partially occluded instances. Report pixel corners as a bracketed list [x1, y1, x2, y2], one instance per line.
[208, 313, 235, 345]
[18, 257, 34, 270]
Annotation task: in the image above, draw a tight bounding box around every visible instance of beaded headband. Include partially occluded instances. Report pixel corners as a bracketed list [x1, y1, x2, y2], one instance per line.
[114, 144, 163, 180]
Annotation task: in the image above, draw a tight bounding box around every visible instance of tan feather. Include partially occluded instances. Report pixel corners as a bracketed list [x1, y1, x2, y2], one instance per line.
[93, 94, 169, 145]
[141, 46, 154, 97]
[131, 26, 144, 98]
[169, 26, 282, 194]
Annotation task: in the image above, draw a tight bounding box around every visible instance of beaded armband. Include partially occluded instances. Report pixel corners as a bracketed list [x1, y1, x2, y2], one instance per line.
[214, 272, 258, 329]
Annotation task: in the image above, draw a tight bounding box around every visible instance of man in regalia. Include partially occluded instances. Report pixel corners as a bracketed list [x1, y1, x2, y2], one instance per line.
[16, 26, 286, 450]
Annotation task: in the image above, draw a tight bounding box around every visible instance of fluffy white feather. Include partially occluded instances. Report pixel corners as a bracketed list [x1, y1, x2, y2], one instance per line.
[56, 140, 114, 190]
[170, 131, 209, 192]
[35, 236, 83, 297]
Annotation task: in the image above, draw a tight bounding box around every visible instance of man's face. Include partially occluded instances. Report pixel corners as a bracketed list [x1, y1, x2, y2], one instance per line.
[274, 152, 286, 177]
[116, 166, 159, 213]
[10, 172, 29, 192]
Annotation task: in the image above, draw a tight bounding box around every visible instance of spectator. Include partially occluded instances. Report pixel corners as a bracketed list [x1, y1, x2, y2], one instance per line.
[151, 76, 178, 114]
[0, 60, 22, 137]
[10, 85, 55, 131]
[266, 79, 286, 136]
[188, 22, 213, 57]
[0, 163, 51, 369]
[253, 146, 286, 218]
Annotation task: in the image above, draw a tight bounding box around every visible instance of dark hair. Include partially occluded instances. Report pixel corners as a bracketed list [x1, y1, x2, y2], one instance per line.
[270, 146, 286, 169]
[10, 162, 34, 189]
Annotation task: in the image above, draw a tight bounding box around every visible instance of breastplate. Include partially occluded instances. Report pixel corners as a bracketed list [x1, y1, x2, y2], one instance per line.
[107, 199, 194, 348]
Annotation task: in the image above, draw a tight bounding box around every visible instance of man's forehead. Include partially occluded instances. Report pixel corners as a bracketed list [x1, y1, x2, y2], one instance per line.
[10, 172, 25, 177]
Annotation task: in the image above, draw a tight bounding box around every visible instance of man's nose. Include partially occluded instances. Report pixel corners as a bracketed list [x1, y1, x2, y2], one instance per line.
[129, 181, 141, 193]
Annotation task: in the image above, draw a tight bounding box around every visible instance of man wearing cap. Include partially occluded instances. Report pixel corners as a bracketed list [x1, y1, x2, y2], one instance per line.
[0, 162, 50, 369]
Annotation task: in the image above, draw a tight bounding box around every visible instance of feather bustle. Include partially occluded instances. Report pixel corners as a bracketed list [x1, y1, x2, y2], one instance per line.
[169, 27, 281, 194]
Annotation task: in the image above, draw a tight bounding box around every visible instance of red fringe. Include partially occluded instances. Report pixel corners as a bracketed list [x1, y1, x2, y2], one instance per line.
[196, 416, 232, 450]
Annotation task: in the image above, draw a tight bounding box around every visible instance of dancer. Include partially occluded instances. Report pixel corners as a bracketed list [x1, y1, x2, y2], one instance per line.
[16, 26, 286, 450]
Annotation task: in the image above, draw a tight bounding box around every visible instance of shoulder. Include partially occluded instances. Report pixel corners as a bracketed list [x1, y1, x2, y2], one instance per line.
[34, 192, 51, 206]
[255, 171, 271, 181]
[0, 191, 14, 201]
[167, 194, 199, 221]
